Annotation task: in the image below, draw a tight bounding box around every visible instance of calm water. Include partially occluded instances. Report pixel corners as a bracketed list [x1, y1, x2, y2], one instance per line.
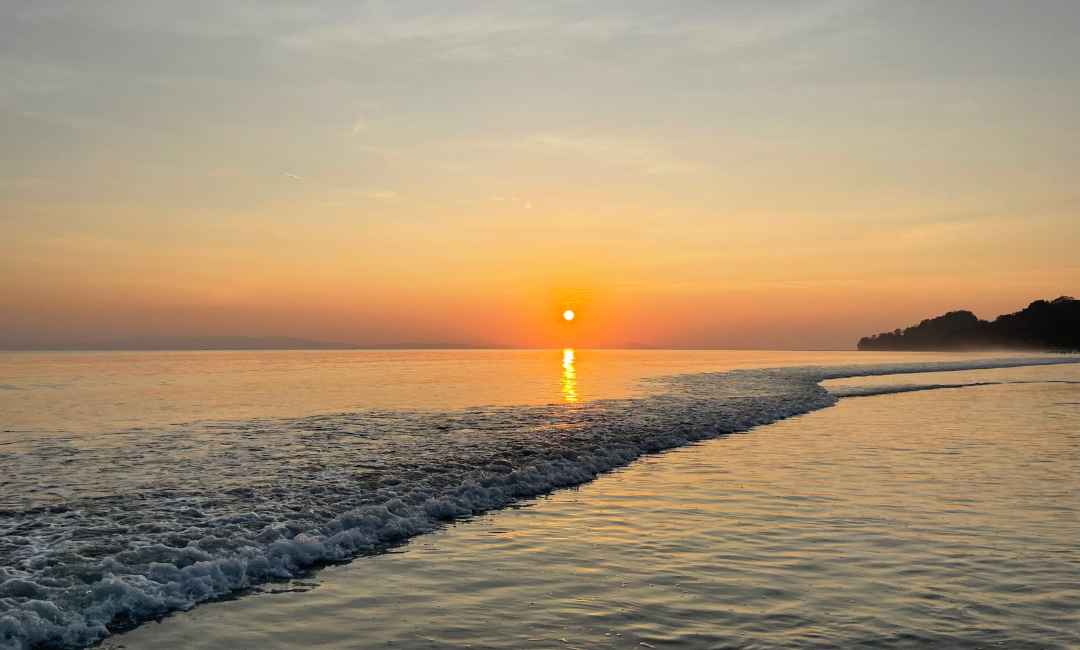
[0, 349, 1043, 435]
[1, 351, 1077, 649]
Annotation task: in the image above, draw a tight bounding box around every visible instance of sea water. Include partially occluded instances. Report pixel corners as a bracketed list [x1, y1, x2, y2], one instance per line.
[1, 351, 1077, 648]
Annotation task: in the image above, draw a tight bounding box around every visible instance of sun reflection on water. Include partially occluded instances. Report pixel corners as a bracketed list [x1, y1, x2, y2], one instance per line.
[561, 348, 577, 403]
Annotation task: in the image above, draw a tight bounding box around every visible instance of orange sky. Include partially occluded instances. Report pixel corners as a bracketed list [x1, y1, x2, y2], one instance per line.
[2, 2, 1078, 349]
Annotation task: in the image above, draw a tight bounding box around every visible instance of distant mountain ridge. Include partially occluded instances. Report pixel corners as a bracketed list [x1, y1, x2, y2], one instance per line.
[858, 297, 1080, 351]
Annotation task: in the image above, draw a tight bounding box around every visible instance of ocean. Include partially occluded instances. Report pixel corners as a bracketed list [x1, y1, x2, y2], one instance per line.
[1, 350, 1078, 649]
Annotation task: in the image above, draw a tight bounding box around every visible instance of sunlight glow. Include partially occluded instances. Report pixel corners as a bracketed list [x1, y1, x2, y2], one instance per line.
[563, 309, 575, 322]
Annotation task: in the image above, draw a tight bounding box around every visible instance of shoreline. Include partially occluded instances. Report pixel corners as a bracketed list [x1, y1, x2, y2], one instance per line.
[105, 364, 1080, 649]
[4, 356, 1079, 649]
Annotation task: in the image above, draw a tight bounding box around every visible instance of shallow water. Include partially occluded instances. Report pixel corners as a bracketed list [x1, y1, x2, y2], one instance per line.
[1, 351, 1077, 648]
[108, 365, 1080, 649]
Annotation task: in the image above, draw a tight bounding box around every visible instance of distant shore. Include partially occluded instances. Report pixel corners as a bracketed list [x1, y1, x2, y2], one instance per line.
[858, 296, 1079, 352]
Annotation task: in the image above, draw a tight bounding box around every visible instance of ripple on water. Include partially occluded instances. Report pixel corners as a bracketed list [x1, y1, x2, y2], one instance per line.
[106, 367, 1080, 650]
[2, 359, 1079, 649]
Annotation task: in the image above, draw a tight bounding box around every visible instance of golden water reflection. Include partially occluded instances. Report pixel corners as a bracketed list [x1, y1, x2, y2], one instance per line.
[561, 348, 577, 403]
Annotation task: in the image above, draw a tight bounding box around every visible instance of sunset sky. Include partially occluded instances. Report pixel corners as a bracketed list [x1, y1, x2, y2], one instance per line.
[3, 1, 1078, 349]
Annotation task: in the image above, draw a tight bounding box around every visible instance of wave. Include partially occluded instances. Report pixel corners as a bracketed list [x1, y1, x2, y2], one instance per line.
[0, 357, 1076, 649]
[826, 381, 1002, 398]
[826, 377, 1080, 399]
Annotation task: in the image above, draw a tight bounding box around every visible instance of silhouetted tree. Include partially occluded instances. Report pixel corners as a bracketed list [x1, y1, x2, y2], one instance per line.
[858, 297, 1079, 351]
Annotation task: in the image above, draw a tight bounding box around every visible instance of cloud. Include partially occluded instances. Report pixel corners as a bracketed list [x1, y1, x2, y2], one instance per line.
[350, 117, 369, 136]
[517, 132, 702, 176]
[318, 188, 400, 208]
[487, 195, 534, 208]
[278, 1, 872, 62]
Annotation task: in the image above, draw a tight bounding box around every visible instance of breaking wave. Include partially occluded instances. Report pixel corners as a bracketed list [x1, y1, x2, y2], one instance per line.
[0, 357, 1076, 649]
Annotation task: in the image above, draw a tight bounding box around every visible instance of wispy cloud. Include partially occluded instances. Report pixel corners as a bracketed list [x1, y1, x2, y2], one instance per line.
[279, 1, 871, 61]
[366, 190, 397, 201]
[318, 187, 401, 208]
[516, 132, 702, 176]
[488, 195, 533, 209]
[349, 116, 370, 136]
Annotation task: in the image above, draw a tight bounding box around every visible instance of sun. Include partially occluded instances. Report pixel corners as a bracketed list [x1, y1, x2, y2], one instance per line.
[563, 309, 575, 322]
